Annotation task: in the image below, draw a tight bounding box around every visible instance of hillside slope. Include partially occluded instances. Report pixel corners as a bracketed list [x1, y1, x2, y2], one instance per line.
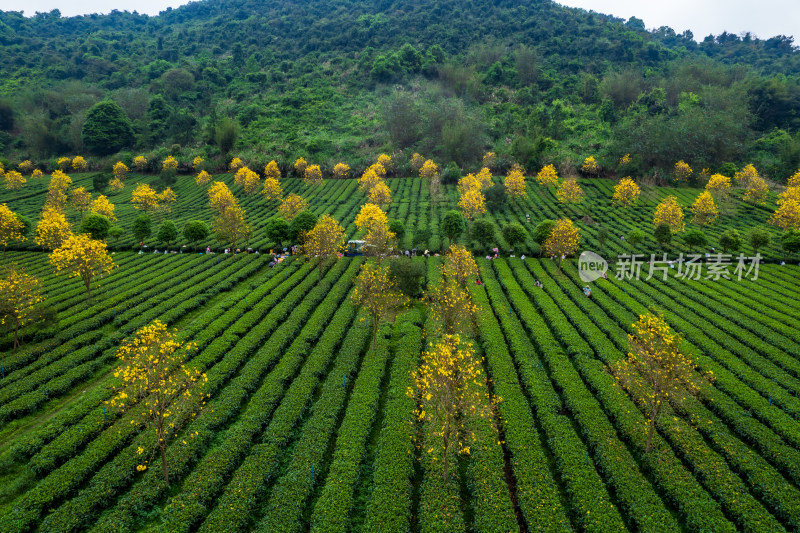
[0, 0, 798, 179]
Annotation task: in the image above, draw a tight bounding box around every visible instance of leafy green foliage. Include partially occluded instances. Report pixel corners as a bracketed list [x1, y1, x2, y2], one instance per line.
[389, 257, 426, 297]
[79, 213, 110, 241]
[781, 229, 800, 256]
[289, 210, 317, 244]
[264, 217, 289, 247]
[389, 219, 405, 241]
[108, 225, 125, 243]
[718, 228, 741, 253]
[132, 214, 152, 244]
[683, 229, 708, 250]
[156, 220, 178, 246]
[81, 101, 134, 156]
[0, 2, 797, 174]
[442, 210, 465, 244]
[503, 222, 526, 250]
[746, 227, 770, 254]
[654, 223, 672, 249]
[532, 219, 555, 245]
[183, 220, 210, 249]
[472, 219, 496, 247]
[484, 183, 507, 212]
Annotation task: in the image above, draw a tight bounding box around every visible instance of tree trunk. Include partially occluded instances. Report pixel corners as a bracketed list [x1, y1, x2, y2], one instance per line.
[646, 403, 659, 453]
[443, 434, 449, 484]
[13, 317, 19, 352]
[160, 440, 170, 483]
[84, 276, 92, 303]
[371, 316, 379, 353]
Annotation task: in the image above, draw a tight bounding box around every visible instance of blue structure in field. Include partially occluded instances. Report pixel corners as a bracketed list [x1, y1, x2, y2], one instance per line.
[345, 240, 366, 256]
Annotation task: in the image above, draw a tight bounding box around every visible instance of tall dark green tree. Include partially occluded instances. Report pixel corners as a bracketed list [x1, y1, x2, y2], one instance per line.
[81, 100, 134, 155]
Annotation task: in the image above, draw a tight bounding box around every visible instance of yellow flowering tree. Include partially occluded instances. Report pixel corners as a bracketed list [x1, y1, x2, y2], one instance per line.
[777, 186, 800, 206]
[46, 170, 72, 211]
[612, 177, 641, 208]
[377, 154, 393, 173]
[788, 170, 800, 188]
[107, 320, 207, 482]
[0, 266, 44, 351]
[619, 153, 632, 166]
[410, 153, 425, 173]
[234, 167, 260, 194]
[0, 204, 26, 251]
[57, 157, 72, 171]
[208, 181, 237, 213]
[475, 166, 493, 190]
[427, 276, 477, 336]
[355, 203, 395, 258]
[113, 161, 129, 182]
[690, 191, 718, 228]
[294, 157, 308, 175]
[419, 159, 439, 181]
[31, 169, 43, 179]
[734, 164, 758, 187]
[70, 186, 93, 220]
[458, 188, 486, 221]
[351, 262, 407, 351]
[611, 312, 708, 453]
[442, 244, 478, 287]
[35, 208, 72, 250]
[228, 157, 244, 172]
[333, 162, 350, 180]
[504, 166, 527, 201]
[264, 160, 281, 180]
[212, 204, 250, 254]
[133, 155, 148, 172]
[482, 151, 497, 169]
[18, 160, 34, 173]
[536, 164, 559, 187]
[91, 195, 117, 221]
[705, 174, 731, 202]
[262, 177, 283, 201]
[196, 170, 212, 187]
[543, 218, 580, 271]
[192, 156, 205, 171]
[157, 188, 177, 214]
[369, 162, 387, 179]
[72, 156, 87, 171]
[556, 178, 584, 205]
[3, 170, 25, 190]
[743, 175, 769, 205]
[109, 177, 125, 193]
[162, 156, 178, 175]
[673, 160, 692, 183]
[408, 334, 487, 483]
[304, 164, 323, 186]
[580, 156, 599, 176]
[457, 173, 481, 196]
[278, 194, 309, 221]
[359, 168, 382, 192]
[769, 199, 800, 231]
[653, 196, 685, 233]
[50, 233, 115, 302]
[367, 180, 393, 207]
[302, 214, 346, 281]
[131, 184, 160, 213]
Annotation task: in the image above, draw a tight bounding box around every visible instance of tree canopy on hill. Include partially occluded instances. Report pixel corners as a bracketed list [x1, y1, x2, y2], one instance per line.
[0, 0, 799, 179]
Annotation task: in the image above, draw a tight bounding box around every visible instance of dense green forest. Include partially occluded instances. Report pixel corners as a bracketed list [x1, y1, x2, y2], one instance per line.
[1, 0, 799, 180]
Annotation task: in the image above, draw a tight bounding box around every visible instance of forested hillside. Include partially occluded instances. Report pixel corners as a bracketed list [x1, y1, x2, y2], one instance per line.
[1, 0, 799, 180]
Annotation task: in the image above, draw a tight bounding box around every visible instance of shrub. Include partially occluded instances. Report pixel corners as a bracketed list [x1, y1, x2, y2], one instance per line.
[389, 257, 426, 297]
